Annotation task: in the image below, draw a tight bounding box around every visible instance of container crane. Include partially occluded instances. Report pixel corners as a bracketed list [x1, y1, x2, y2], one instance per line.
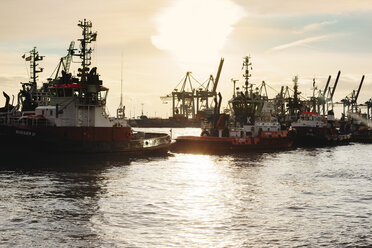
[340, 75, 365, 115]
[212, 58, 224, 93]
[196, 57, 224, 111]
[353, 75, 365, 112]
[318, 75, 331, 116]
[326, 70, 341, 113]
[160, 72, 197, 119]
[161, 58, 224, 120]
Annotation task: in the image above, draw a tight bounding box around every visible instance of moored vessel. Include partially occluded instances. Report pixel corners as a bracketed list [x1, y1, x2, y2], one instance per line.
[0, 19, 171, 155]
[291, 111, 351, 146]
[172, 56, 294, 154]
[339, 76, 372, 143]
[287, 73, 351, 146]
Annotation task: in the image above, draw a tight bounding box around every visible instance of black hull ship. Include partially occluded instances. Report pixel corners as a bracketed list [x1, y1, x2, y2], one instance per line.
[0, 126, 170, 154]
[291, 112, 351, 147]
[0, 19, 171, 155]
[282, 73, 351, 147]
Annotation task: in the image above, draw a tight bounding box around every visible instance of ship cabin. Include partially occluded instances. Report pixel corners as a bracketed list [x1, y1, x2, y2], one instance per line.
[228, 98, 281, 138]
[292, 112, 327, 128]
[32, 81, 111, 128]
[48, 83, 108, 107]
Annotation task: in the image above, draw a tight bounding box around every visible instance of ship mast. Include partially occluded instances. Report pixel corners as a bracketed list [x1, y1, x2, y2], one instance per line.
[242, 56, 252, 96]
[19, 47, 44, 111]
[75, 19, 97, 83]
[24, 47, 44, 86]
[117, 53, 125, 119]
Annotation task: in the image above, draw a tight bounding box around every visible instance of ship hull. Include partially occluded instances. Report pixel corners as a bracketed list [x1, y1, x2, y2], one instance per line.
[171, 135, 293, 154]
[351, 134, 372, 143]
[129, 119, 200, 128]
[292, 126, 351, 146]
[0, 125, 171, 155]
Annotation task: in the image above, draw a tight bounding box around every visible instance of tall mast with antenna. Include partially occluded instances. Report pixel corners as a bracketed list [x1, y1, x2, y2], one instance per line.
[117, 53, 125, 119]
[24, 47, 44, 85]
[242, 56, 252, 96]
[75, 19, 97, 83]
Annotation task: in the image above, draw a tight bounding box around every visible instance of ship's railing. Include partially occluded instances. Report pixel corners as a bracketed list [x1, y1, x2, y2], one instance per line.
[0, 111, 20, 125]
[0, 112, 54, 127]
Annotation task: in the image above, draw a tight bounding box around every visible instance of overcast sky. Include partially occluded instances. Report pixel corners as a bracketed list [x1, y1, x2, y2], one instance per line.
[1, 0, 372, 117]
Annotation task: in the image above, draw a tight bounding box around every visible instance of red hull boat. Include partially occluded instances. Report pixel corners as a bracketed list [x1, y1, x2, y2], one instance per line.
[173, 131, 293, 154]
[172, 56, 294, 154]
[0, 19, 171, 156]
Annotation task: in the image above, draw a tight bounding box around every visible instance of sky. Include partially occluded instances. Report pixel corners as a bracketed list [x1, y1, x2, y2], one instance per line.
[1, 0, 372, 118]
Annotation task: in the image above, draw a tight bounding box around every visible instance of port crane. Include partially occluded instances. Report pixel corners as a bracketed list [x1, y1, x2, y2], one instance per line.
[340, 75, 365, 115]
[160, 58, 224, 119]
[326, 70, 341, 114]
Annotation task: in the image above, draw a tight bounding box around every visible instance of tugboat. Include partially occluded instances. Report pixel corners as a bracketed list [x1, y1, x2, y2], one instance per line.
[291, 111, 351, 146]
[0, 19, 171, 155]
[339, 76, 372, 143]
[289, 73, 351, 146]
[172, 56, 294, 154]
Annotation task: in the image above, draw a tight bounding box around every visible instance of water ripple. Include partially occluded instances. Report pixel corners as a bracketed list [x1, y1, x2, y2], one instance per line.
[0, 129, 371, 247]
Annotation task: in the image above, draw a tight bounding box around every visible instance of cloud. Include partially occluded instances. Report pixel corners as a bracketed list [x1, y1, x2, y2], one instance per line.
[0, 76, 26, 88]
[234, 0, 372, 15]
[269, 34, 335, 51]
[0, 0, 371, 117]
[0, 76, 28, 105]
[296, 20, 337, 34]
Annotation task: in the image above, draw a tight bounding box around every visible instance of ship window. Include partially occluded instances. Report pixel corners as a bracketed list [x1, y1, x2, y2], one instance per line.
[74, 89, 79, 97]
[99, 90, 108, 100]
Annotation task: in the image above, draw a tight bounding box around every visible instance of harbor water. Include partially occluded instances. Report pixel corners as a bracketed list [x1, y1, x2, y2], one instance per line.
[0, 128, 371, 247]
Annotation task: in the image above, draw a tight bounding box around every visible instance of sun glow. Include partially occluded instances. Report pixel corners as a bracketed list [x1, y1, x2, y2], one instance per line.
[152, 0, 245, 70]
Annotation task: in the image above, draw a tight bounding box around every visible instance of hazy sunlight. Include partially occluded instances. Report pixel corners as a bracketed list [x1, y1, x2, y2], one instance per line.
[152, 0, 245, 69]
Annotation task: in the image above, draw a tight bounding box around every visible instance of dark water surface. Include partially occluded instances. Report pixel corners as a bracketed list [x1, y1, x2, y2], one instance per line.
[0, 128, 371, 247]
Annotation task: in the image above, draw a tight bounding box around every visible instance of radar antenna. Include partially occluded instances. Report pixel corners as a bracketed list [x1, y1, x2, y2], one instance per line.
[22, 47, 44, 85]
[75, 19, 97, 83]
[117, 53, 125, 119]
[242, 56, 252, 95]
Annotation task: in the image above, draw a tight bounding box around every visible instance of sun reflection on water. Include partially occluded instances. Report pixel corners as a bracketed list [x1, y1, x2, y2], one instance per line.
[87, 144, 372, 247]
[166, 153, 235, 245]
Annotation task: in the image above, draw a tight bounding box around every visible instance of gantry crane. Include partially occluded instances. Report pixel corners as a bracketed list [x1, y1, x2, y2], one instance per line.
[340, 75, 365, 115]
[161, 58, 224, 119]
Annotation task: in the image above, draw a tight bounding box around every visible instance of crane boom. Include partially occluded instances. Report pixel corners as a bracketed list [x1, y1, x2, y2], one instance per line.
[354, 75, 365, 103]
[64, 41, 75, 73]
[212, 58, 224, 93]
[323, 75, 331, 96]
[330, 70, 341, 99]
